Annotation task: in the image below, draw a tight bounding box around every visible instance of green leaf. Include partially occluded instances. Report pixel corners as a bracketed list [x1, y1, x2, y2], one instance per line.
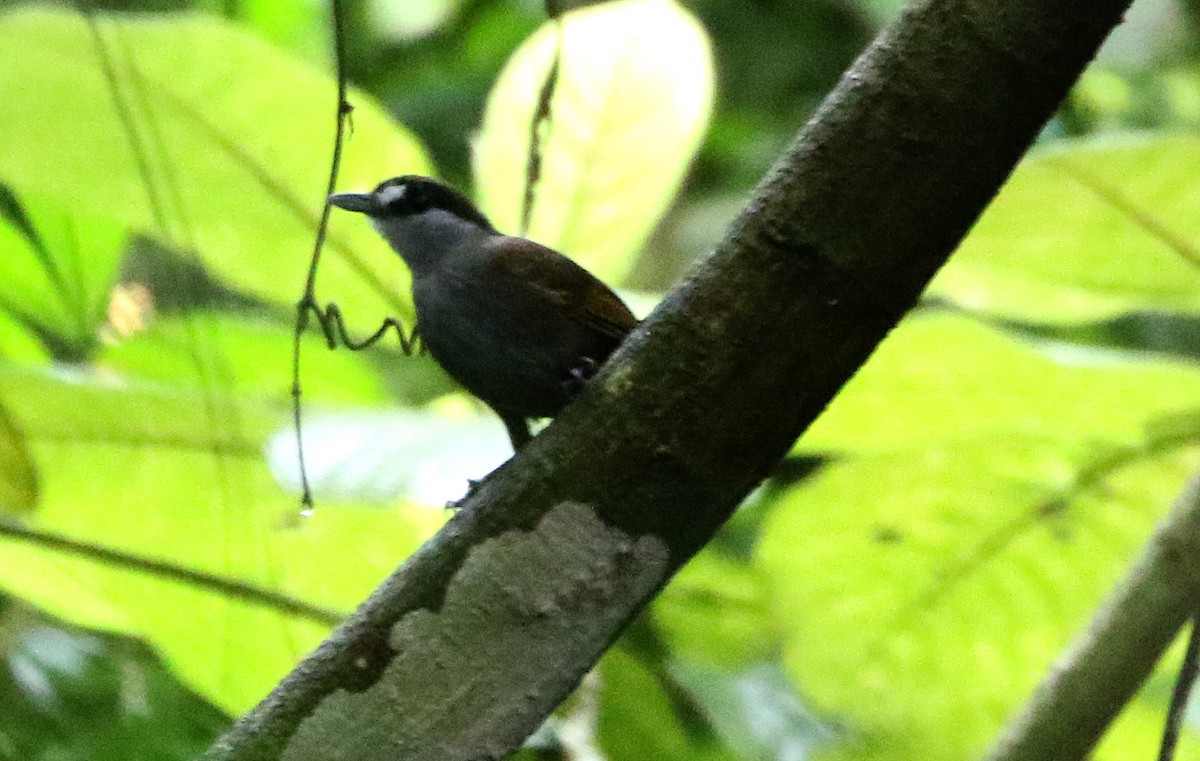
[0, 394, 37, 515]
[1, 614, 229, 759]
[1163, 67, 1200, 125]
[804, 313, 1200, 453]
[0, 309, 50, 362]
[0, 195, 123, 353]
[757, 439, 1200, 760]
[597, 648, 736, 761]
[653, 550, 775, 668]
[0, 8, 432, 332]
[97, 312, 411, 406]
[931, 135, 1200, 322]
[473, 0, 714, 282]
[234, 0, 330, 61]
[0, 367, 443, 714]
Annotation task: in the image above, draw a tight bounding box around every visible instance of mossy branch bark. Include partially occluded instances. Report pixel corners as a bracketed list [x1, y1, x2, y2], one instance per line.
[205, 1, 1134, 759]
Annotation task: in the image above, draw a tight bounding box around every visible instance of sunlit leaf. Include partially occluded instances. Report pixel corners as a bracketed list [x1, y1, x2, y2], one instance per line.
[597, 648, 735, 761]
[0, 367, 443, 714]
[0, 309, 50, 362]
[652, 550, 774, 668]
[0, 7, 432, 332]
[804, 313, 1200, 453]
[474, 0, 714, 282]
[1163, 67, 1200, 125]
[0, 194, 123, 354]
[97, 312, 435, 406]
[758, 440, 1200, 761]
[932, 135, 1200, 322]
[0, 396, 37, 515]
[234, 0, 330, 60]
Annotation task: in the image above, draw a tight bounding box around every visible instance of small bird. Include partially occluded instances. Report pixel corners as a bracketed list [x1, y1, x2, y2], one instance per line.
[329, 176, 638, 451]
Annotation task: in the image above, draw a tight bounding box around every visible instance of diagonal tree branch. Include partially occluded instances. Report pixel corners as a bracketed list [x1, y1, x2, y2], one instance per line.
[983, 472, 1200, 761]
[204, 1, 1134, 759]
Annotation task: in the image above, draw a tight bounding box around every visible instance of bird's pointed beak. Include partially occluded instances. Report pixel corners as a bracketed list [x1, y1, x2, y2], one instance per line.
[328, 191, 382, 215]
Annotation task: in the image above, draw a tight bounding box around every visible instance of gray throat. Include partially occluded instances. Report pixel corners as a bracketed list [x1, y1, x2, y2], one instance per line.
[370, 208, 492, 276]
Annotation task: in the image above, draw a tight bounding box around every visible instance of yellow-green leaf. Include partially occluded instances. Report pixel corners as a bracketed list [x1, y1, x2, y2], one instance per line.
[804, 313, 1200, 453]
[758, 440, 1200, 761]
[0, 367, 443, 714]
[473, 0, 713, 282]
[0, 195, 123, 353]
[0, 396, 37, 514]
[932, 135, 1200, 322]
[0, 7, 432, 332]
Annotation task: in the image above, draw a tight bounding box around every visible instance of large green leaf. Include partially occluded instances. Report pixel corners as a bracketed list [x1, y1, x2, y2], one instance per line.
[0, 7, 431, 331]
[931, 135, 1200, 322]
[0, 394, 37, 515]
[652, 549, 775, 669]
[767, 312, 1200, 758]
[0, 613, 229, 761]
[0, 194, 124, 354]
[0, 308, 49, 363]
[97, 312, 420, 406]
[597, 648, 735, 761]
[0, 367, 444, 714]
[804, 312, 1200, 453]
[757, 439, 1200, 760]
[473, 0, 714, 282]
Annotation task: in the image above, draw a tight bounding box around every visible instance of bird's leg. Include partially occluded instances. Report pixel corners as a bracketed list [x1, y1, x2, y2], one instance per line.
[501, 412, 532, 451]
[446, 412, 531, 510]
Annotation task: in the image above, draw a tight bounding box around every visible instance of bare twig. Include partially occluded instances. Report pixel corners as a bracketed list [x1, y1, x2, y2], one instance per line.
[520, 0, 564, 236]
[984, 473, 1200, 761]
[0, 519, 342, 626]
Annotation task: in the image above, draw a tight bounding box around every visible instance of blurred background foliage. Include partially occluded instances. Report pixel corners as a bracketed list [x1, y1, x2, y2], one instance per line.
[0, 0, 1199, 759]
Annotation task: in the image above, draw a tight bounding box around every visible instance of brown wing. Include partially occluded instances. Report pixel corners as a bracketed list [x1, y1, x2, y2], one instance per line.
[481, 236, 638, 339]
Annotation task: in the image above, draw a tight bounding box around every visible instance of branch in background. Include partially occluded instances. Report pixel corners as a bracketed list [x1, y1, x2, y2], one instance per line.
[984, 473, 1200, 761]
[1159, 616, 1200, 761]
[520, 0, 563, 236]
[205, 1, 1134, 759]
[0, 519, 342, 626]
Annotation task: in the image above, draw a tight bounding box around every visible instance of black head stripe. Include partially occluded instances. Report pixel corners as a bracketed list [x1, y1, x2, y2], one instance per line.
[372, 176, 495, 231]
